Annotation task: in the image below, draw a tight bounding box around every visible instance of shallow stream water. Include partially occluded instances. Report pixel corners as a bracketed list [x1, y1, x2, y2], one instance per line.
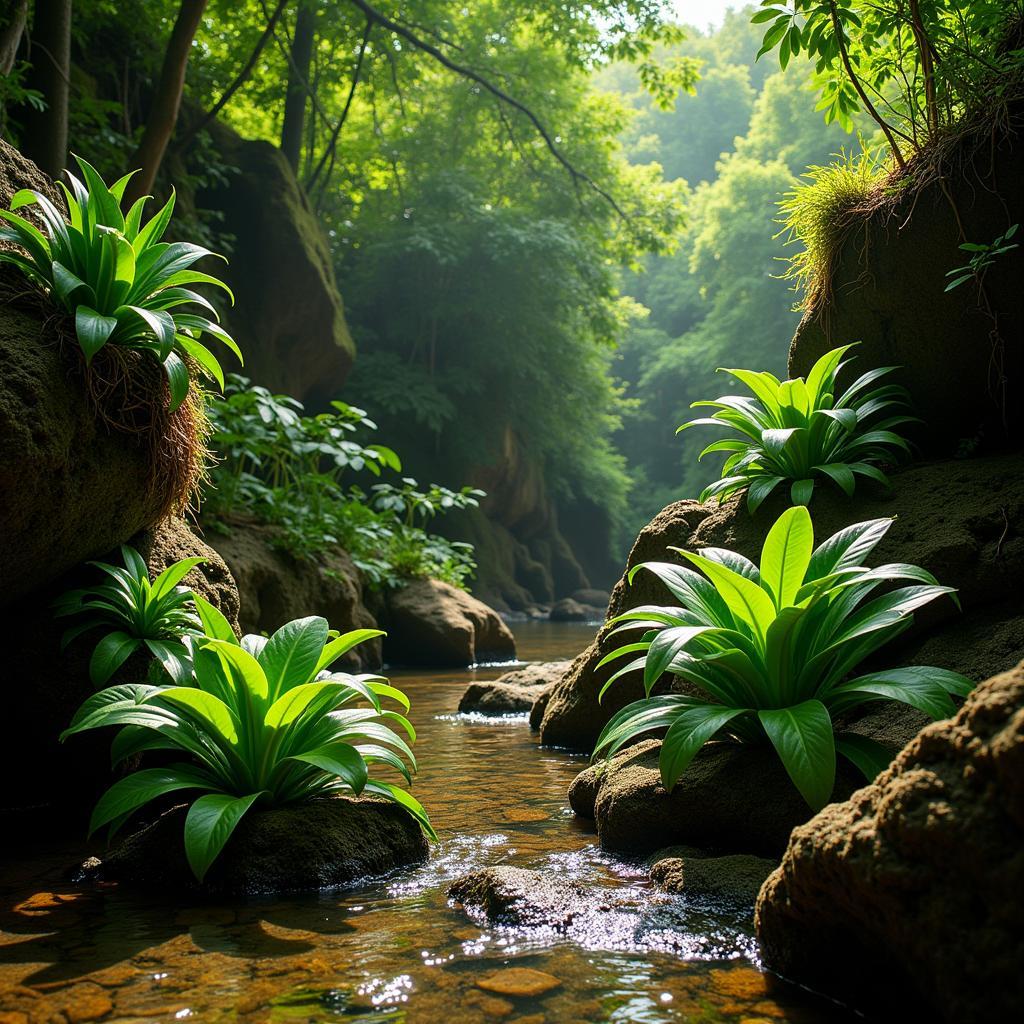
[0, 621, 856, 1023]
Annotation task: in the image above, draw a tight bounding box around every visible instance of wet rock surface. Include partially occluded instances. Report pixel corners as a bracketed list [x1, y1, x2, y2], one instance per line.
[458, 661, 570, 715]
[756, 661, 1024, 1023]
[206, 519, 379, 668]
[82, 796, 429, 895]
[449, 866, 597, 930]
[540, 453, 1024, 751]
[383, 578, 516, 666]
[649, 853, 776, 904]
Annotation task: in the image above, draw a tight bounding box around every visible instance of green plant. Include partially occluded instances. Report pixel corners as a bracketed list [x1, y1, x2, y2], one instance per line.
[776, 147, 889, 307]
[0, 155, 241, 410]
[54, 546, 204, 687]
[680, 344, 915, 511]
[205, 376, 481, 588]
[61, 606, 434, 881]
[594, 505, 973, 810]
[945, 224, 1020, 292]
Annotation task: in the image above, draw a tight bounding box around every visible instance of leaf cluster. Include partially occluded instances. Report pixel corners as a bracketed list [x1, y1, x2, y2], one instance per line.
[0, 156, 241, 410]
[680, 344, 916, 511]
[594, 505, 973, 809]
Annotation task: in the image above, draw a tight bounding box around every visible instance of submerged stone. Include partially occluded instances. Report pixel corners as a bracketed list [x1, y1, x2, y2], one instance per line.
[448, 866, 595, 930]
[458, 661, 571, 716]
[475, 967, 562, 998]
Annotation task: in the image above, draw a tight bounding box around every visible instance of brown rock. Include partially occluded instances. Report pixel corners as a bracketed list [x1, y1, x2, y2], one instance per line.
[205, 520, 379, 668]
[448, 867, 590, 930]
[458, 661, 570, 716]
[83, 795, 429, 895]
[549, 598, 601, 623]
[476, 967, 561, 998]
[383, 578, 516, 666]
[650, 853, 777, 903]
[755, 661, 1024, 1022]
[541, 453, 1024, 751]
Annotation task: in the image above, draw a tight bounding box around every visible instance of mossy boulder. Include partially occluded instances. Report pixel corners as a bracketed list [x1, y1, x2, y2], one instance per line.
[756, 661, 1024, 1022]
[0, 140, 163, 606]
[789, 118, 1024, 453]
[82, 795, 428, 895]
[201, 128, 354, 406]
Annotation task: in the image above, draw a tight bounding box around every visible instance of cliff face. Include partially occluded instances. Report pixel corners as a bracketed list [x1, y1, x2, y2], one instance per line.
[789, 113, 1024, 454]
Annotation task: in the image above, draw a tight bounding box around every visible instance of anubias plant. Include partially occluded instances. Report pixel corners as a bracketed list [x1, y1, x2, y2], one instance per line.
[54, 546, 204, 687]
[62, 605, 434, 882]
[680, 344, 916, 511]
[0, 155, 241, 410]
[593, 506, 972, 810]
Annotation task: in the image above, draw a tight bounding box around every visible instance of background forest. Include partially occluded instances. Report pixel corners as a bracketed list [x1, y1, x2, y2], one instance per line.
[1, 0, 863, 602]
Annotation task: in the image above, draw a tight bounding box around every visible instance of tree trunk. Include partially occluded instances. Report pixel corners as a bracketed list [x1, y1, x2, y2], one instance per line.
[20, 0, 71, 178]
[0, 0, 28, 75]
[124, 0, 208, 205]
[280, 0, 315, 171]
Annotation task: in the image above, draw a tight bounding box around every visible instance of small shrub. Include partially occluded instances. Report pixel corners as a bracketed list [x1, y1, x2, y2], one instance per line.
[54, 546, 204, 686]
[594, 505, 972, 810]
[0, 155, 241, 410]
[205, 376, 482, 589]
[62, 606, 433, 881]
[679, 344, 915, 511]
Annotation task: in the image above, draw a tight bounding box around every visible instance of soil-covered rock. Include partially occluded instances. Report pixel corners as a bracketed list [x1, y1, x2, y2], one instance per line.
[448, 866, 595, 930]
[0, 141, 164, 606]
[755, 661, 1024, 1022]
[82, 795, 428, 895]
[540, 453, 1024, 751]
[1, 518, 240, 833]
[788, 117, 1024, 454]
[200, 127, 355, 406]
[382, 578, 516, 666]
[458, 661, 570, 715]
[649, 853, 776, 904]
[205, 519, 379, 668]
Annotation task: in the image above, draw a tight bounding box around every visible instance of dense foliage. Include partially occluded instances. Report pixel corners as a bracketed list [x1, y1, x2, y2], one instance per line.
[681, 345, 916, 510]
[63, 595, 432, 881]
[0, 156, 240, 410]
[54, 546, 204, 686]
[594, 506, 972, 809]
[205, 377, 482, 589]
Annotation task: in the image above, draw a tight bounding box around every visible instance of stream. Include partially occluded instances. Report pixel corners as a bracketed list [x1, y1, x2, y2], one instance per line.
[0, 621, 856, 1023]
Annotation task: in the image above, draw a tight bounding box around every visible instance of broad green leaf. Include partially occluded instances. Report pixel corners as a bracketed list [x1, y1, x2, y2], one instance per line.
[314, 628, 386, 675]
[681, 551, 776, 642]
[287, 742, 368, 794]
[75, 306, 117, 363]
[150, 556, 205, 599]
[831, 668, 959, 720]
[150, 687, 240, 745]
[759, 700, 835, 810]
[259, 616, 330, 700]
[659, 705, 748, 790]
[760, 505, 813, 608]
[363, 780, 437, 841]
[184, 791, 264, 882]
[89, 765, 217, 835]
[89, 631, 141, 687]
[162, 350, 190, 411]
[836, 733, 895, 782]
[192, 594, 237, 642]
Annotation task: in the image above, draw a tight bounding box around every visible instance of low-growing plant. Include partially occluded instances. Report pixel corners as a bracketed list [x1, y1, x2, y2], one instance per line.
[0, 155, 241, 410]
[945, 223, 1019, 292]
[594, 505, 972, 810]
[54, 546, 204, 687]
[62, 605, 434, 882]
[205, 376, 482, 589]
[679, 344, 916, 511]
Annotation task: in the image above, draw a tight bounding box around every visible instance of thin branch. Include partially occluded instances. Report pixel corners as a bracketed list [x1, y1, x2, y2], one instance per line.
[179, 0, 288, 150]
[344, 0, 629, 219]
[307, 15, 373, 191]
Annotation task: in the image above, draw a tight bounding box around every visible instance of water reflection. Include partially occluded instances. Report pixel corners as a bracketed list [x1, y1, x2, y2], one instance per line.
[0, 620, 855, 1023]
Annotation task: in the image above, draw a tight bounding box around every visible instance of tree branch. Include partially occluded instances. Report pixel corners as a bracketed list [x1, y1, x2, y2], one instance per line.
[344, 0, 629, 219]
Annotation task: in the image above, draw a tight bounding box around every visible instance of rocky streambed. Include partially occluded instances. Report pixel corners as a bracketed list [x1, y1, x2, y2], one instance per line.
[0, 622, 853, 1024]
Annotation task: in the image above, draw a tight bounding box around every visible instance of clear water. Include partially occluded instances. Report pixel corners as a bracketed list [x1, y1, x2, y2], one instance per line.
[0, 621, 856, 1023]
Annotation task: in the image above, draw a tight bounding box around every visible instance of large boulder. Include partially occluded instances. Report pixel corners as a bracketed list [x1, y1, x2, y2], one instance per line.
[458, 660, 570, 715]
[789, 117, 1024, 454]
[540, 453, 1024, 751]
[0, 518, 240, 832]
[205, 519, 379, 669]
[0, 141, 162, 605]
[382, 578, 516, 666]
[82, 796, 428, 895]
[201, 128, 355, 407]
[755, 662, 1024, 1022]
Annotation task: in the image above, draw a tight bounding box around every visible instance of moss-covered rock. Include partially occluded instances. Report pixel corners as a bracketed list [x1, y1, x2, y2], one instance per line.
[789, 117, 1024, 453]
[755, 661, 1024, 1022]
[82, 795, 429, 895]
[201, 128, 354, 406]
